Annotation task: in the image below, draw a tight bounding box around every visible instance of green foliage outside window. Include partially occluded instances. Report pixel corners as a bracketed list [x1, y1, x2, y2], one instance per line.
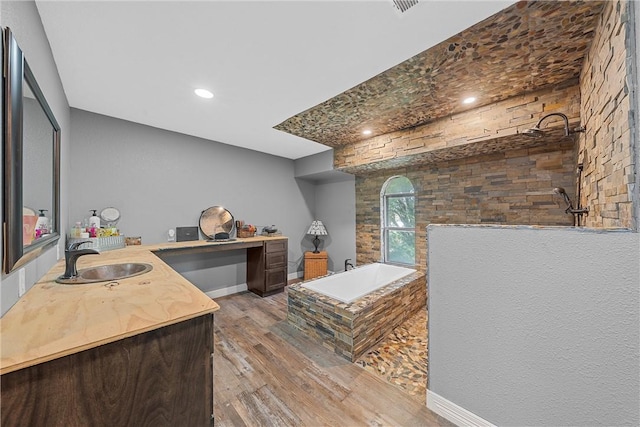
[387, 196, 415, 227]
[382, 176, 415, 265]
[387, 230, 415, 264]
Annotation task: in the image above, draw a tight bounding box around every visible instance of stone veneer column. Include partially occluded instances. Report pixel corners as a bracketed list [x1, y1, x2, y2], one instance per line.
[579, 0, 638, 229]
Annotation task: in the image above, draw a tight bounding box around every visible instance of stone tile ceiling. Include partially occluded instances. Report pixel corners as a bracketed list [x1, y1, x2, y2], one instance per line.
[275, 0, 605, 148]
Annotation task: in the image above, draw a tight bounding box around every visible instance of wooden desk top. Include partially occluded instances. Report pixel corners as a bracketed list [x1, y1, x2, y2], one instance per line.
[0, 236, 287, 375]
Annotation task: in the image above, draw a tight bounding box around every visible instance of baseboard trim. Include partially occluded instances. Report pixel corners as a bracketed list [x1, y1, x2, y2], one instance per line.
[205, 272, 302, 299]
[205, 283, 248, 299]
[288, 272, 302, 281]
[427, 390, 495, 427]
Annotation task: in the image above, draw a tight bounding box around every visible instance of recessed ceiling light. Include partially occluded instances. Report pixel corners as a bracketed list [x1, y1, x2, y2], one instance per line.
[362, 130, 372, 135]
[194, 88, 214, 99]
[462, 97, 476, 104]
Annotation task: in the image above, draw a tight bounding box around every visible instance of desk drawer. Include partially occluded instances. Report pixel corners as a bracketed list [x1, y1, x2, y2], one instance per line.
[266, 240, 287, 253]
[266, 252, 286, 269]
[265, 268, 287, 291]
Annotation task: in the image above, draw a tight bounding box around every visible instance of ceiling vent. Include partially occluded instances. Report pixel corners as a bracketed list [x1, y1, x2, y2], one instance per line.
[391, 0, 419, 14]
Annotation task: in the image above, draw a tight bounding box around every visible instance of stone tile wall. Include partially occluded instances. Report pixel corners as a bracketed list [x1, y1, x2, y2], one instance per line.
[355, 143, 577, 268]
[579, 0, 638, 229]
[288, 272, 426, 362]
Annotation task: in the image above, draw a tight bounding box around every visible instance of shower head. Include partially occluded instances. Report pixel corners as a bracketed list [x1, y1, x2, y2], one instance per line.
[522, 127, 545, 138]
[553, 187, 573, 209]
[553, 186, 588, 225]
[523, 112, 571, 138]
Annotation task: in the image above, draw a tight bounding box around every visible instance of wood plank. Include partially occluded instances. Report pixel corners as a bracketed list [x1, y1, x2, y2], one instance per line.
[234, 385, 302, 426]
[213, 399, 246, 427]
[213, 289, 452, 426]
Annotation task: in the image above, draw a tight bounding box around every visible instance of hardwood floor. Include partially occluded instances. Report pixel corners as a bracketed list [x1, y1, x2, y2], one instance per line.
[213, 289, 451, 426]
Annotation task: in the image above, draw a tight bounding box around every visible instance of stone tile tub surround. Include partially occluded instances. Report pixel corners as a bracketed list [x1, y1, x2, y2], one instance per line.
[287, 265, 426, 362]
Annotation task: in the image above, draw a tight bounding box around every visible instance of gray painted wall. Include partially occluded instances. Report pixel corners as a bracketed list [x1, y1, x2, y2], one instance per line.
[1, 0, 70, 316]
[295, 149, 354, 183]
[294, 149, 333, 177]
[69, 108, 317, 292]
[427, 225, 640, 426]
[313, 177, 356, 272]
[293, 150, 357, 273]
[155, 250, 247, 296]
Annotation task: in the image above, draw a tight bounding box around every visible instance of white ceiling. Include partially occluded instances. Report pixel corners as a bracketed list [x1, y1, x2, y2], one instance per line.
[35, 0, 511, 160]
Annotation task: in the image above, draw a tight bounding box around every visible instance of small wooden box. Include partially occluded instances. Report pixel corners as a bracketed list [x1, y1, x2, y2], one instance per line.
[304, 251, 328, 280]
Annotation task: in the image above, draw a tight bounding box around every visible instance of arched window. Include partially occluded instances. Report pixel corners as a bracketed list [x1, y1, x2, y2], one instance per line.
[381, 176, 415, 265]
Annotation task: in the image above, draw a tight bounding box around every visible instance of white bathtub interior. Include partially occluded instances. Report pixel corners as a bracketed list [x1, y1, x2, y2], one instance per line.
[301, 262, 415, 303]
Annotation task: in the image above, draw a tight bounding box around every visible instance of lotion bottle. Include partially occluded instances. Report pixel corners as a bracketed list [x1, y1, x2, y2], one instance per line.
[35, 209, 50, 235]
[89, 209, 101, 229]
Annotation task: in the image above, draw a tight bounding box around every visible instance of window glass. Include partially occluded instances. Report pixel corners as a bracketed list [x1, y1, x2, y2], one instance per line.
[385, 176, 414, 193]
[386, 196, 415, 227]
[381, 176, 415, 265]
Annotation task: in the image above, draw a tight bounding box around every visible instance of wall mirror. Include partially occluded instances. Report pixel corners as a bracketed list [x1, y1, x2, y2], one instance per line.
[3, 27, 61, 273]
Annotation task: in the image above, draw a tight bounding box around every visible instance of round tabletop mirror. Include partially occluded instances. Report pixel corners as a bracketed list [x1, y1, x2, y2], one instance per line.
[199, 206, 235, 240]
[100, 207, 121, 226]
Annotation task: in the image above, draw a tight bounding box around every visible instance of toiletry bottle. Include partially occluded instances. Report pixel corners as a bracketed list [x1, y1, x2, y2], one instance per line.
[89, 209, 101, 229]
[35, 209, 50, 236]
[72, 221, 82, 238]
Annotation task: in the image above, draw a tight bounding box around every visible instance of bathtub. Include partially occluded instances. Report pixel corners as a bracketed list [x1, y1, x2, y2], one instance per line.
[301, 263, 416, 303]
[287, 263, 426, 362]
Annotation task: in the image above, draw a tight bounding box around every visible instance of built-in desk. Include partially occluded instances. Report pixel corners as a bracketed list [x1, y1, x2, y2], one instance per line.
[153, 236, 289, 297]
[153, 238, 265, 255]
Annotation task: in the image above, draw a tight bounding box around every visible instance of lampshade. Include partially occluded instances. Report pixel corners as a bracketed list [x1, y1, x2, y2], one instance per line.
[307, 220, 328, 253]
[306, 220, 328, 236]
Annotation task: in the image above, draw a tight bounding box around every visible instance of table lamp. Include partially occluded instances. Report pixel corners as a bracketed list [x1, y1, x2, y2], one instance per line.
[306, 220, 328, 253]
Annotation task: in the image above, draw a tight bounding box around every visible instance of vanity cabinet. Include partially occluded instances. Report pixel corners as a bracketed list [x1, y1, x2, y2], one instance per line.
[247, 238, 288, 296]
[0, 314, 214, 426]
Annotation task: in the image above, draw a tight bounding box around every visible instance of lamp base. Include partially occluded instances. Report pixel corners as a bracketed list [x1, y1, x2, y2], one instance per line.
[312, 235, 321, 253]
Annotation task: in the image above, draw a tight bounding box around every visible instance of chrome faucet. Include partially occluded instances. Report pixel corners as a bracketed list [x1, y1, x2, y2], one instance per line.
[61, 241, 99, 279]
[345, 259, 354, 271]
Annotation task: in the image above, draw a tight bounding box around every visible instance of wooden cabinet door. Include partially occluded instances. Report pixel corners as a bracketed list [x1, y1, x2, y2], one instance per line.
[266, 268, 287, 292]
[247, 239, 288, 296]
[1, 315, 214, 427]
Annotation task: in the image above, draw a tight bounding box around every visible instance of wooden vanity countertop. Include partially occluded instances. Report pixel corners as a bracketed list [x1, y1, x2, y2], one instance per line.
[0, 236, 286, 375]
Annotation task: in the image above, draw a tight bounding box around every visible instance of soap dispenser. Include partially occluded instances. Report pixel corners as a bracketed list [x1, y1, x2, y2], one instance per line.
[89, 209, 101, 229]
[35, 209, 50, 237]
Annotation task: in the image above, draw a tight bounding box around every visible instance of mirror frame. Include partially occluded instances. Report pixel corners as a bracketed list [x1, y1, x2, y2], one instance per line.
[3, 27, 61, 274]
